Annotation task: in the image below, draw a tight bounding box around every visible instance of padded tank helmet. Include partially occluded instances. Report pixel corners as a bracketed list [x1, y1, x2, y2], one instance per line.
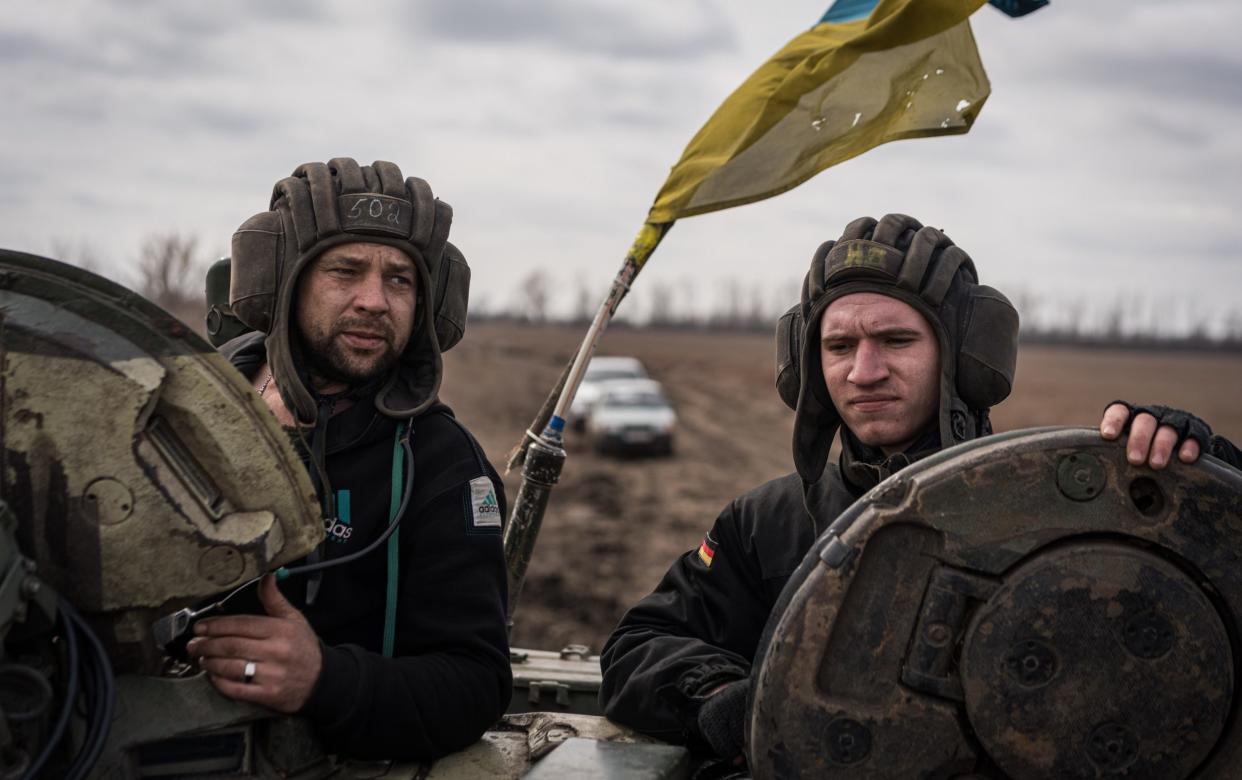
[775, 214, 1019, 483]
[229, 158, 470, 425]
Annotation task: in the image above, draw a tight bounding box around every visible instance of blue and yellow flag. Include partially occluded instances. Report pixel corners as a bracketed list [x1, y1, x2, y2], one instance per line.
[646, 0, 995, 226]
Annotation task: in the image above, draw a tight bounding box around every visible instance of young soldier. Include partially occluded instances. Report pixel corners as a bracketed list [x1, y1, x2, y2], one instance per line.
[599, 213, 1241, 762]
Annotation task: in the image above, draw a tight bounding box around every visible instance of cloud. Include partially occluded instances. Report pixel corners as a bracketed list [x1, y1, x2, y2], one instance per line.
[0, 31, 55, 64]
[418, 0, 737, 60]
[183, 104, 268, 137]
[1, 19, 210, 78]
[0, 0, 1238, 331]
[1036, 50, 1242, 108]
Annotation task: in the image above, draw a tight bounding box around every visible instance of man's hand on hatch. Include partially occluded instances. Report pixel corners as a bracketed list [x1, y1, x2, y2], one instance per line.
[188, 574, 322, 713]
[1099, 402, 1205, 470]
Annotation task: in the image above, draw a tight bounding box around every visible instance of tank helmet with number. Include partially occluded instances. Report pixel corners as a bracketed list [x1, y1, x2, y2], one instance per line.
[229, 158, 470, 425]
[774, 214, 1019, 483]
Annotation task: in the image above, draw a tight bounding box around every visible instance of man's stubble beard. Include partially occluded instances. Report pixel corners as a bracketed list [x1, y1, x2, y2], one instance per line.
[299, 316, 401, 387]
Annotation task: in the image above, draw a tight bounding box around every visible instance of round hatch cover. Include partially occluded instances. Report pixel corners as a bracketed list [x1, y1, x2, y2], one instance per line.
[749, 428, 1242, 779]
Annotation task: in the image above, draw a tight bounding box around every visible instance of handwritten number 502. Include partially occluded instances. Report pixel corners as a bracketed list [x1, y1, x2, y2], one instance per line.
[347, 197, 403, 224]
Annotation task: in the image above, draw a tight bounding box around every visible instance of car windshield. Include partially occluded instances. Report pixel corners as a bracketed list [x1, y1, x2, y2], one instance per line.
[586, 368, 643, 382]
[602, 392, 668, 409]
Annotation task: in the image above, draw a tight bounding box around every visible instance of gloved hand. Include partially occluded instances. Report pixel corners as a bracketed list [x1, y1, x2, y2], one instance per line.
[1115, 402, 1213, 443]
[696, 679, 749, 760]
[1101, 401, 1211, 469]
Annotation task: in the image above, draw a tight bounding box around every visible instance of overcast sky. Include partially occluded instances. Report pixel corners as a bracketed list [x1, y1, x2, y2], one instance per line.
[2, 1, 1239, 333]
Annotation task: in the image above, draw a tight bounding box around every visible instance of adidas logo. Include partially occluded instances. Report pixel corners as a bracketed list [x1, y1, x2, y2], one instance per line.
[469, 476, 502, 529]
[478, 490, 499, 516]
[325, 517, 354, 541]
[326, 488, 354, 542]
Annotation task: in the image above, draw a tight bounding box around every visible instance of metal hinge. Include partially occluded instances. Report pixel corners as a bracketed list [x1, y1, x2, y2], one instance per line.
[528, 680, 572, 707]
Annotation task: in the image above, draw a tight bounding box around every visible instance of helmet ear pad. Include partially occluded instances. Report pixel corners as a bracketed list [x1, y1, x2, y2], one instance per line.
[433, 241, 470, 352]
[800, 240, 835, 307]
[229, 210, 283, 334]
[775, 304, 803, 411]
[778, 237, 836, 413]
[956, 284, 1018, 409]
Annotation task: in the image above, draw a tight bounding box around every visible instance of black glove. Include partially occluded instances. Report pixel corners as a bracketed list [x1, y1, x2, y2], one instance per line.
[695, 679, 748, 759]
[1107, 400, 1241, 470]
[1109, 401, 1213, 446]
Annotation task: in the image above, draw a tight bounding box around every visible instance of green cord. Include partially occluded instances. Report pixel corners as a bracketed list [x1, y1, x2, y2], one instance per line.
[382, 422, 406, 658]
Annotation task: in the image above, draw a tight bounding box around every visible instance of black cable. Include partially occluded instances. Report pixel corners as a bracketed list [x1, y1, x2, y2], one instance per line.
[21, 601, 79, 780]
[277, 424, 415, 579]
[155, 422, 417, 657]
[63, 600, 114, 780]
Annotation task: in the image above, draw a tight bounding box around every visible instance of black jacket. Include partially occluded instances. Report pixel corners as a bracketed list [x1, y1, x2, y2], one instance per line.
[600, 424, 1242, 749]
[599, 466, 860, 746]
[225, 335, 511, 760]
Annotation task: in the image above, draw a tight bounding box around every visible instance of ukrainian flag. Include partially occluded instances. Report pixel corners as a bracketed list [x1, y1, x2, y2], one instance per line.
[513, 0, 1045, 469]
[645, 0, 996, 227]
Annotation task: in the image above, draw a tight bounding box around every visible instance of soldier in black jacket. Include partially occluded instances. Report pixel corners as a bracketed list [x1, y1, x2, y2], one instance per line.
[599, 213, 1242, 763]
[186, 159, 510, 760]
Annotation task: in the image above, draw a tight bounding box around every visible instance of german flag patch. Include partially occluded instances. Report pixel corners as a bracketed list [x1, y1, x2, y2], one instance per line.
[697, 534, 717, 567]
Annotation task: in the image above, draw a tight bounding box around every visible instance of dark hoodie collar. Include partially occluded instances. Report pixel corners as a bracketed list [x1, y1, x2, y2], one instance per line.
[220, 331, 395, 455]
[838, 426, 941, 494]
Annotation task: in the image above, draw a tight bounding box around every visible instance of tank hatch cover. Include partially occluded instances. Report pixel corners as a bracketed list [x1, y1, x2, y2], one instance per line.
[0, 250, 321, 672]
[750, 427, 1242, 779]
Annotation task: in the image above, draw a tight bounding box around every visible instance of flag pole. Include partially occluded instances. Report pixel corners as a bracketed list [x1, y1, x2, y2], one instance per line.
[502, 221, 670, 627]
[500, 0, 1016, 630]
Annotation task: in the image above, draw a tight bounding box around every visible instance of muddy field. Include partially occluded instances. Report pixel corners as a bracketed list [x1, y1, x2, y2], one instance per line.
[440, 323, 1242, 652]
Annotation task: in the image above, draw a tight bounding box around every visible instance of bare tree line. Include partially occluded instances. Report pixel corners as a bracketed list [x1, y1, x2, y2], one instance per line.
[54, 233, 210, 333]
[51, 237, 1242, 351]
[487, 269, 1242, 350]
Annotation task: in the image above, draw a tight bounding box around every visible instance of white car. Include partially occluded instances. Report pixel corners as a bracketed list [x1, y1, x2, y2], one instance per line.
[567, 356, 648, 430]
[586, 378, 677, 456]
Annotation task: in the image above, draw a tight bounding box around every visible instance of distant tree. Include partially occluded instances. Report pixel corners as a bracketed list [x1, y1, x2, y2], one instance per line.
[1225, 309, 1242, 343]
[770, 280, 799, 319]
[678, 277, 699, 326]
[49, 239, 101, 273]
[746, 285, 765, 328]
[711, 278, 744, 327]
[518, 269, 551, 323]
[137, 233, 207, 330]
[1100, 296, 1125, 341]
[647, 281, 675, 326]
[139, 234, 199, 308]
[471, 292, 494, 321]
[572, 276, 595, 325]
[1062, 298, 1088, 338]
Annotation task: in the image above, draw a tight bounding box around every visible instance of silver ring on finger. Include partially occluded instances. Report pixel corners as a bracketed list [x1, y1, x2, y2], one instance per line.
[243, 660, 257, 685]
